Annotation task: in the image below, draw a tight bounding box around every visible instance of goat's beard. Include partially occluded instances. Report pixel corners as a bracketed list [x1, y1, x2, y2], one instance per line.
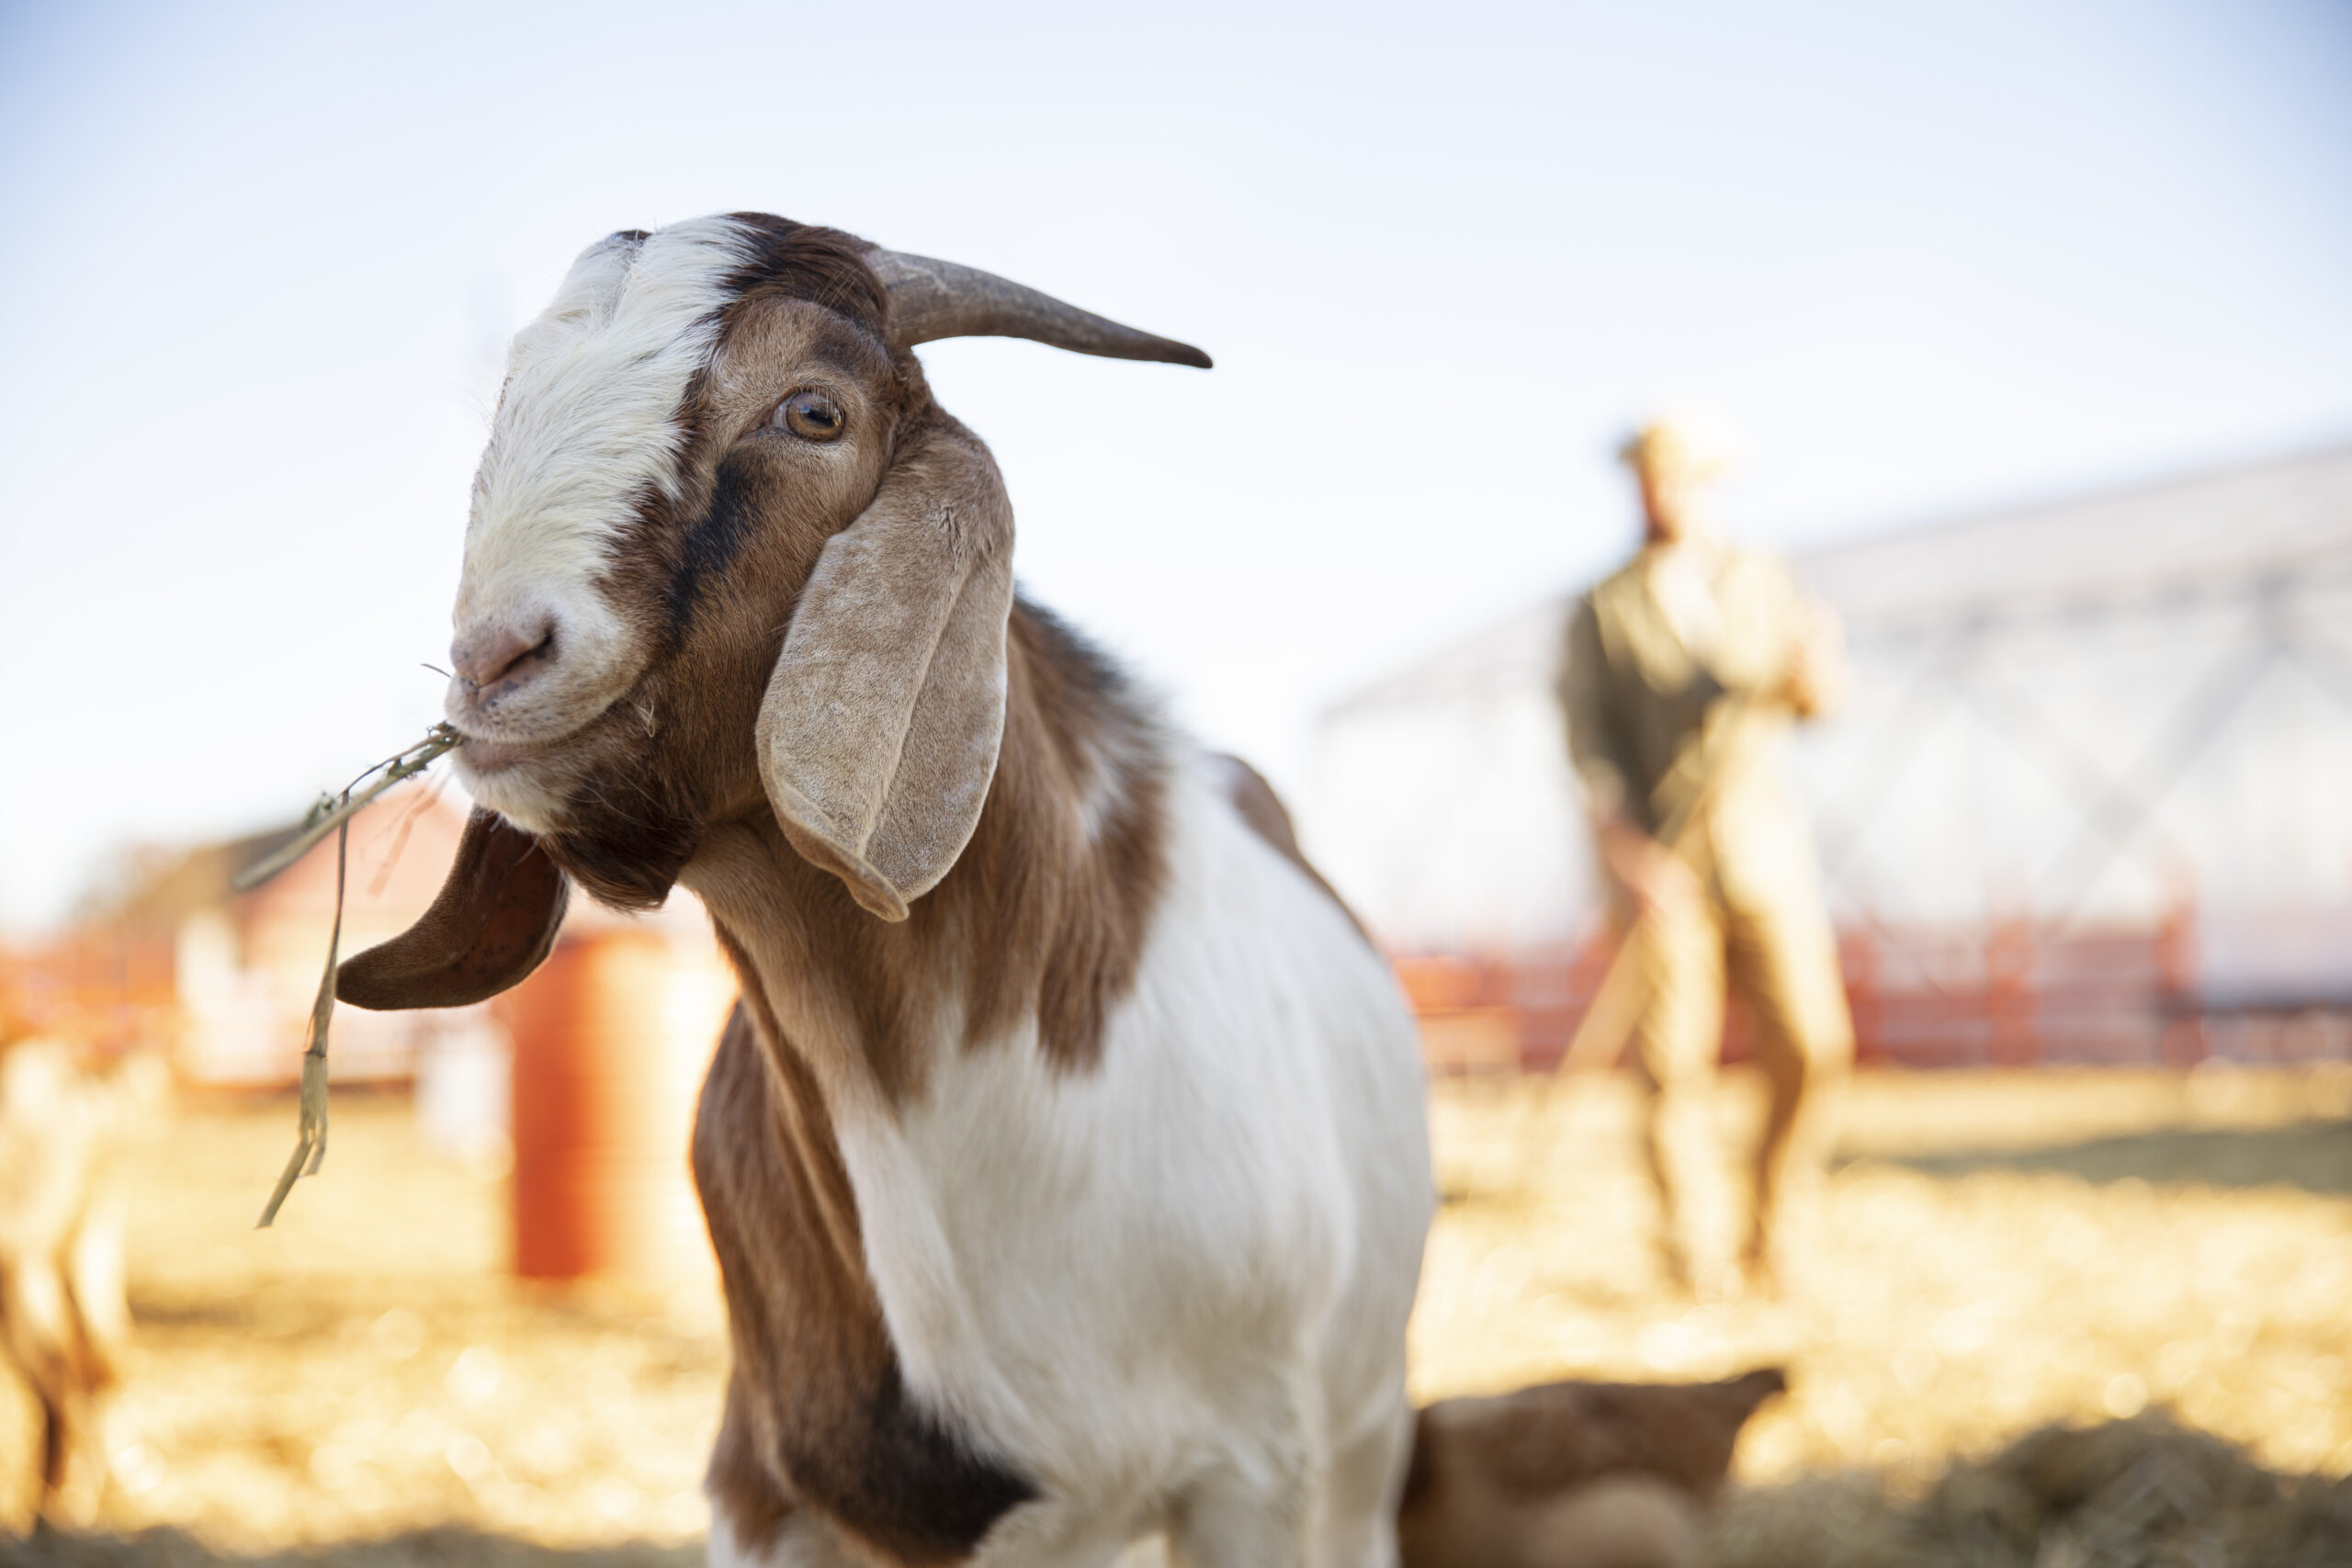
[539, 784, 704, 910]
[496, 712, 708, 911]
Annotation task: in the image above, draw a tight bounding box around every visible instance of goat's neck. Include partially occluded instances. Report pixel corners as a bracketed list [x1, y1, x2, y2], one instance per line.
[678, 604, 1170, 1111]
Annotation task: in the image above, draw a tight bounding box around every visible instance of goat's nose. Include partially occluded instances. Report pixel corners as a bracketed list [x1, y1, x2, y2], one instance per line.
[452, 620, 552, 690]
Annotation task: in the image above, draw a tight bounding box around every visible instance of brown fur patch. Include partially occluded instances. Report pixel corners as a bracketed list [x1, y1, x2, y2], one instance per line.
[1216, 753, 1370, 944]
[694, 998, 1036, 1563]
[955, 602, 1168, 1073]
[681, 598, 1170, 1105]
[706, 1374, 797, 1558]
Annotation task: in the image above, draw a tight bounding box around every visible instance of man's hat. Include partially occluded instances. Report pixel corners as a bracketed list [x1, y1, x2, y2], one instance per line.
[1617, 412, 1737, 483]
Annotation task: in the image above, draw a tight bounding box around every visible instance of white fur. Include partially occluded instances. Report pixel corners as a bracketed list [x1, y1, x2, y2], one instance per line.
[813, 748, 1433, 1568]
[450, 218, 753, 750]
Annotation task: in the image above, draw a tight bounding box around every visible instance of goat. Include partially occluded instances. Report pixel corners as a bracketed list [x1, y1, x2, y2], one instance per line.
[337, 216, 1434, 1568]
[0, 1038, 159, 1529]
[1397, 1369, 1787, 1568]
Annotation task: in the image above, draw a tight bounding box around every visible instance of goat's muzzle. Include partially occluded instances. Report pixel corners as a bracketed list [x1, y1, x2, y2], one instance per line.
[448, 620, 545, 691]
[452, 617, 555, 699]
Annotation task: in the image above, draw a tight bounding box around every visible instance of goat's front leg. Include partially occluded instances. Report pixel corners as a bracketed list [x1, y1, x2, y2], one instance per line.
[708, 1510, 874, 1568]
[1170, 1461, 1313, 1568]
[1168, 1382, 1317, 1568]
[1309, 1402, 1410, 1568]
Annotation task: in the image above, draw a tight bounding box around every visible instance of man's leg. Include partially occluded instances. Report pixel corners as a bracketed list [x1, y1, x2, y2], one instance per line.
[1724, 897, 1853, 1292]
[1626, 894, 1725, 1291]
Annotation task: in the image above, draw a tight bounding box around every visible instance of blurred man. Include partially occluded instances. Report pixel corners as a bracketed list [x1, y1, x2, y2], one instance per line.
[1555, 417, 1852, 1296]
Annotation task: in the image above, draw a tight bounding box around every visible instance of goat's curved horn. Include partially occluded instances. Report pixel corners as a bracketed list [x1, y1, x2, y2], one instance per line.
[865, 249, 1212, 369]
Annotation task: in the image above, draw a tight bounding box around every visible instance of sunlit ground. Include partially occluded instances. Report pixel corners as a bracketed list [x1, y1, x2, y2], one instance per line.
[4, 1066, 2348, 1562]
[6, 1096, 718, 1563]
[1417, 1066, 2352, 1488]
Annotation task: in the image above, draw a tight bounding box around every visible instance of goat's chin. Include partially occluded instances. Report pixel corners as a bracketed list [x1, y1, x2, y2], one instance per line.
[445, 672, 644, 838]
[451, 750, 570, 838]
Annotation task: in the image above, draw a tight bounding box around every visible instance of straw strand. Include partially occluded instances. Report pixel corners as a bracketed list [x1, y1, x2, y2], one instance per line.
[248, 722, 462, 1227]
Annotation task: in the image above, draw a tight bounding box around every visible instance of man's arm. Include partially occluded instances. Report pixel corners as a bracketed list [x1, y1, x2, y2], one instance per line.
[1557, 599, 1631, 821]
[1559, 599, 1699, 917]
[1780, 585, 1849, 720]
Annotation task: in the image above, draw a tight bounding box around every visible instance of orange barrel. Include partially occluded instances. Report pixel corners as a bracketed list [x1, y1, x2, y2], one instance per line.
[502, 922, 735, 1284]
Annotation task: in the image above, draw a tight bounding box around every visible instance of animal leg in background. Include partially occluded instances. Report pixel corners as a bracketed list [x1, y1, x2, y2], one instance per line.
[1, 1256, 110, 1526]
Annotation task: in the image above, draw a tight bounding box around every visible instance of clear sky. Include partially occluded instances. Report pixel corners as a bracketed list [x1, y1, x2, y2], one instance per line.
[2, 0, 2348, 934]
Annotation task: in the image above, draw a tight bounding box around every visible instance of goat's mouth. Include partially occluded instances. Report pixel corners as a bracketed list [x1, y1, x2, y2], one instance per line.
[446, 727, 580, 830]
[449, 737, 535, 774]
[441, 684, 626, 765]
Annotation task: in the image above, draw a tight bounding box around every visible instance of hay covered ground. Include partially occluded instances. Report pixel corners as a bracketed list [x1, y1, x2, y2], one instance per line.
[1417, 1065, 2352, 1485]
[4, 1066, 2349, 1563]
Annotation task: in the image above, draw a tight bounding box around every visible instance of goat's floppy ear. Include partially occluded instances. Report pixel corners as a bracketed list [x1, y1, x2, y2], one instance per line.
[757, 415, 1014, 921]
[337, 807, 570, 1009]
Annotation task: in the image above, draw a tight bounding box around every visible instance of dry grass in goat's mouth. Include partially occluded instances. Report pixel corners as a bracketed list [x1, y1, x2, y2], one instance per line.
[234, 725, 465, 897]
[242, 723, 464, 1228]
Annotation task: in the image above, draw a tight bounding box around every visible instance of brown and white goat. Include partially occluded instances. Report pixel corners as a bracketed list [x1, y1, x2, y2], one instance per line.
[338, 217, 1433, 1568]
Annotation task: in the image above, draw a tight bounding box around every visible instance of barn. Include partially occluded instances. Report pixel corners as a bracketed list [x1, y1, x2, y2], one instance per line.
[1308, 440, 2352, 1069]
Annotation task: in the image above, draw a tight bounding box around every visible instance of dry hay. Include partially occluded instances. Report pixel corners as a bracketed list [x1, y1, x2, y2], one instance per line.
[1709, 1413, 2352, 1567]
[0, 1528, 692, 1567]
[1414, 1066, 2352, 1487]
[0, 1098, 729, 1554]
[0, 1066, 2345, 1564]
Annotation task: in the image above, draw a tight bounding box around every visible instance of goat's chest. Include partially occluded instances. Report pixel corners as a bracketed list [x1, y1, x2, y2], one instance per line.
[829, 778, 1423, 1486]
[701, 767, 1430, 1560]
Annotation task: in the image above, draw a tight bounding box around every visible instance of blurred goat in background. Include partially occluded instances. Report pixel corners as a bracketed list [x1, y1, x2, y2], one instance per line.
[0, 1034, 164, 1529]
[1402, 1368, 1787, 1568]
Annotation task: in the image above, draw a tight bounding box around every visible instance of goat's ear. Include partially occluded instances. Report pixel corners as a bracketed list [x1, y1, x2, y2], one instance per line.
[337, 807, 570, 1009]
[756, 416, 1014, 920]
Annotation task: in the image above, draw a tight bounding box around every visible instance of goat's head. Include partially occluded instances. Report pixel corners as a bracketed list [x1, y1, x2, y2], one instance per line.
[339, 214, 1206, 1010]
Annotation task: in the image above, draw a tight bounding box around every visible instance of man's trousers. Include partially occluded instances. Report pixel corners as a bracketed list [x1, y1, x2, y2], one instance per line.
[1623, 878, 1853, 1288]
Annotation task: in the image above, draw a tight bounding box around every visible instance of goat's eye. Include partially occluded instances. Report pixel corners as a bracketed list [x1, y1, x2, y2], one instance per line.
[773, 390, 845, 442]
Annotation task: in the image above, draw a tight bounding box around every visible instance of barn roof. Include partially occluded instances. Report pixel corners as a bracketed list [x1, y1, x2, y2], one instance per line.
[1800, 438, 2352, 637]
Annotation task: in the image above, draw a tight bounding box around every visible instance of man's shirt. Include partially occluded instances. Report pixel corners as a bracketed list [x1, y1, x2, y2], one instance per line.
[1556, 540, 1826, 909]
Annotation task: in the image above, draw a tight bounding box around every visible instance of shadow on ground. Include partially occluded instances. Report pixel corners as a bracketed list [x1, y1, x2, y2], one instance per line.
[0, 1528, 699, 1567]
[1856, 1119, 2352, 1195]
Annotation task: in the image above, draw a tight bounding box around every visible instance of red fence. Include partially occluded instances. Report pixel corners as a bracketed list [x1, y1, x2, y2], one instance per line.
[1395, 909, 2352, 1075]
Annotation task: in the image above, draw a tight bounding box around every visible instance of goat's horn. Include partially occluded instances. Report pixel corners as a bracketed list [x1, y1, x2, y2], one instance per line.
[865, 249, 1212, 369]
